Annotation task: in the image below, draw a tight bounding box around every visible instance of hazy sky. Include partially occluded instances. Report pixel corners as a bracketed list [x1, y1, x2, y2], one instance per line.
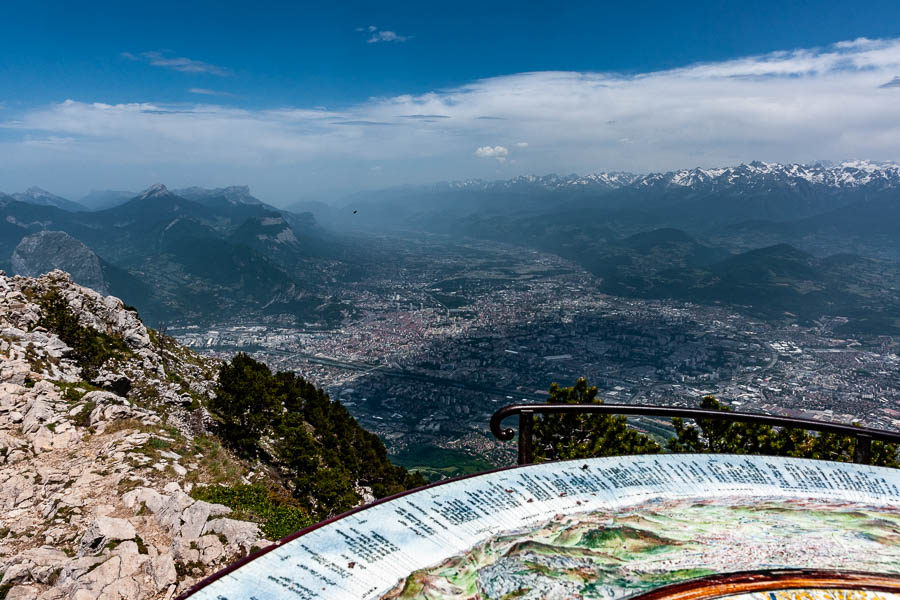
[4, 0, 900, 205]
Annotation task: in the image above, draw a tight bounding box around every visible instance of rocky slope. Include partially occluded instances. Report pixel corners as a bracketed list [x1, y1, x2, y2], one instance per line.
[0, 270, 272, 600]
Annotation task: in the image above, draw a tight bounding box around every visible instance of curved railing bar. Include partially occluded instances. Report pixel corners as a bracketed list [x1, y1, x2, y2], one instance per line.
[490, 403, 900, 465]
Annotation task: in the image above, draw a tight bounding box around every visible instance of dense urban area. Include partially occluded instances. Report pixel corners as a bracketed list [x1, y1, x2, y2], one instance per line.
[171, 235, 900, 470]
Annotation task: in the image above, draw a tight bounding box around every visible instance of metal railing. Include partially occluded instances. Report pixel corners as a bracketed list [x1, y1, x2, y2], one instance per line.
[490, 403, 900, 465]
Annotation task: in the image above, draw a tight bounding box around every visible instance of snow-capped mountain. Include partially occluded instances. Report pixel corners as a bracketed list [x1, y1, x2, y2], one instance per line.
[442, 172, 641, 191]
[444, 160, 900, 193]
[636, 160, 900, 190]
[11, 186, 86, 212]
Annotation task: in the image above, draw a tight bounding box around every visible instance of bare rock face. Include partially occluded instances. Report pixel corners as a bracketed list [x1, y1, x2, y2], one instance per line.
[79, 517, 136, 555]
[0, 270, 270, 600]
[11, 231, 109, 296]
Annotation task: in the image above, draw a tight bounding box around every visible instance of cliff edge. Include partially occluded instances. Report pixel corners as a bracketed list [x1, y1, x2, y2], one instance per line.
[0, 270, 272, 600]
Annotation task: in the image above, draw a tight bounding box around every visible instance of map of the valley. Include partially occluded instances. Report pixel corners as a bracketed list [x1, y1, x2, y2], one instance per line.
[382, 499, 900, 599]
[186, 455, 900, 600]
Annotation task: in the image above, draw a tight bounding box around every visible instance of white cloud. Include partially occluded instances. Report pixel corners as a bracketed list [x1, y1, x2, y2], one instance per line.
[516, 142, 529, 147]
[8, 38, 900, 198]
[122, 51, 231, 76]
[364, 28, 411, 43]
[188, 88, 237, 97]
[475, 145, 509, 160]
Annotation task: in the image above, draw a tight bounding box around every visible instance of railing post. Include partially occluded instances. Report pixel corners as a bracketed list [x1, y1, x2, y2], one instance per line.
[854, 433, 872, 465]
[518, 410, 534, 465]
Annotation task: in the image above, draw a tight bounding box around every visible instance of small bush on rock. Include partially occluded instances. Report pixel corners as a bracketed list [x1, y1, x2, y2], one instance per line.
[37, 288, 132, 379]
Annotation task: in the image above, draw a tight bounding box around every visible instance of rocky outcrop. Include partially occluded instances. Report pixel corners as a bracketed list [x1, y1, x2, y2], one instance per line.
[0, 270, 269, 599]
[11, 231, 109, 296]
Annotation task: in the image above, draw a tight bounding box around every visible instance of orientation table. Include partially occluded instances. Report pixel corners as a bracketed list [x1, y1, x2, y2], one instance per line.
[184, 454, 900, 600]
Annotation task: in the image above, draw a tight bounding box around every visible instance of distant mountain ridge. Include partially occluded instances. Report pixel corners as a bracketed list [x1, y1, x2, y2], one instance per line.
[333, 159, 900, 231]
[0, 184, 350, 326]
[438, 160, 900, 193]
[174, 185, 263, 206]
[585, 229, 900, 334]
[10, 187, 86, 212]
[318, 160, 900, 333]
[11, 230, 110, 295]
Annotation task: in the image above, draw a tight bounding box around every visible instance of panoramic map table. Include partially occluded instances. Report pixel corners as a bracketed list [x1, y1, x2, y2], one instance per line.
[185, 455, 900, 600]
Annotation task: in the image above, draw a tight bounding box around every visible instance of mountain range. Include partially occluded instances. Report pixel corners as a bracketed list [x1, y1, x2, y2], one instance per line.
[4, 160, 900, 334]
[295, 160, 900, 333]
[0, 184, 350, 326]
[318, 160, 900, 237]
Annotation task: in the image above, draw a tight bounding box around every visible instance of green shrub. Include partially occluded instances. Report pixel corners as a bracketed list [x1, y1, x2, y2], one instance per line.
[37, 288, 132, 379]
[191, 483, 313, 540]
[668, 395, 899, 467]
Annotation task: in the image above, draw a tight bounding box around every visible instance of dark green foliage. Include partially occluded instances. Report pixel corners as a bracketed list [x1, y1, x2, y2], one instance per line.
[533, 378, 660, 462]
[133, 535, 149, 554]
[208, 354, 281, 459]
[209, 354, 426, 520]
[531, 383, 897, 468]
[668, 396, 899, 467]
[73, 400, 97, 428]
[190, 483, 313, 540]
[37, 288, 131, 379]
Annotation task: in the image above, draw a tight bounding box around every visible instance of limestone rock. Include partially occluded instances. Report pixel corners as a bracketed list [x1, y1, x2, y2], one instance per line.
[203, 518, 263, 550]
[0, 270, 264, 600]
[122, 487, 168, 514]
[4, 585, 39, 600]
[148, 553, 177, 592]
[180, 501, 231, 540]
[196, 534, 225, 565]
[79, 517, 136, 554]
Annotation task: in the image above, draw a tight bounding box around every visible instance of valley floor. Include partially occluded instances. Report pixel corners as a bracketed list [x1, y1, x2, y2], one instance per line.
[172, 234, 900, 472]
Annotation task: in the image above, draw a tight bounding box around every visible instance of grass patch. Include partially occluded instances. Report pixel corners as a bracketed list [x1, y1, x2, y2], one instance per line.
[190, 483, 313, 540]
[56, 380, 104, 403]
[148, 437, 172, 450]
[174, 560, 205, 578]
[389, 446, 496, 483]
[188, 436, 247, 485]
[102, 419, 156, 436]
[117, 478, 144, 494]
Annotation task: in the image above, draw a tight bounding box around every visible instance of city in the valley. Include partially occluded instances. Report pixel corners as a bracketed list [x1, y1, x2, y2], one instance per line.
[170, 235, 900, 472]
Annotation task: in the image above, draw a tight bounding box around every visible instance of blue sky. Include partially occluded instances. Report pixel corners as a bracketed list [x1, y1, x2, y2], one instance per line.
[4, 0, 900, 204]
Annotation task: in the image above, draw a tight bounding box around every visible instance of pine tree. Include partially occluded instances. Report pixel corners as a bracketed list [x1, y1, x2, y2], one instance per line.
[533, 378, 660, 461]
[209, 353, 425, 520]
